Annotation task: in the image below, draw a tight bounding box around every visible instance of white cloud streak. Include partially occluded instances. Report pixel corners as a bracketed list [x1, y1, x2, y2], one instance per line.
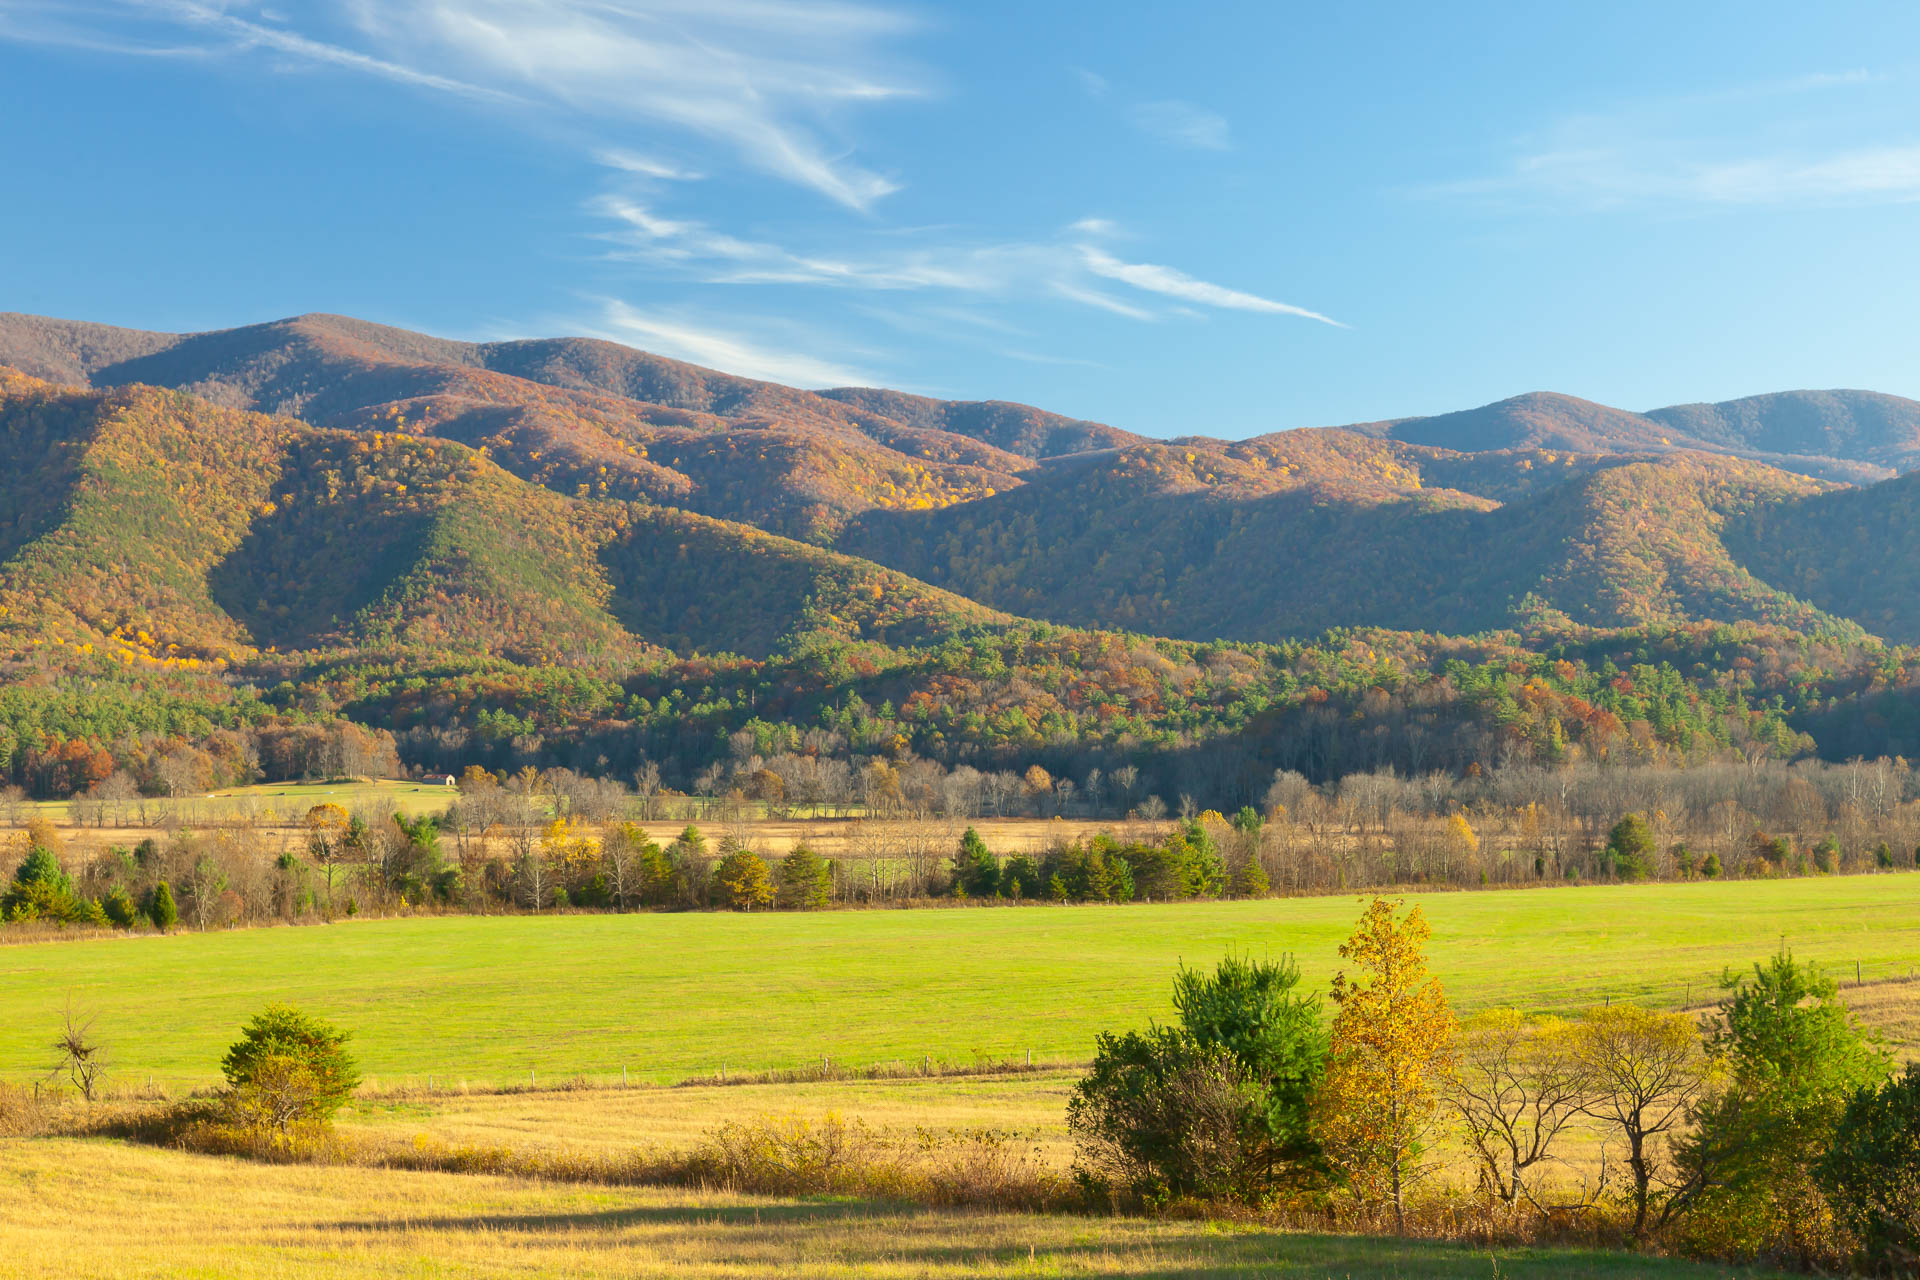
[1430, 73, 1920, 211]
[1440, 139, 1920, 209]
[591, 198, 1343, 325]
[0, 0, 913, 208]
[1079, 248, 1345, 325]
[595, 148, 702, 182]
[592, 299, 876, 387]
[1129, 100, 1231, 151]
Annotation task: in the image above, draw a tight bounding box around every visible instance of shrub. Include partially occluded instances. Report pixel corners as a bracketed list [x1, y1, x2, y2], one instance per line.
[695, 1112, 878, 1196]
[778, 844, 833, 909]
[1, 845, 94, 923]
[1673, 950, 1889, 1262]
[1000, 854, 1041, 899]
[1673, 844, 1697, 878]
[950, 828, 998, 898]
[1228, 855, 1270, 898]
[220, 1004, 360, 1134]
[102, 885, 139, 929]
[711, 850, 773, 911]
[1818, 1064, 1920, 1273]
[1701, 851, 1722, 879]
[147, 881, 178, 931]
[1604, 814, 1656, 881]
[1748, 830, 1791, 872]
[1069, 954, 1326, 1206]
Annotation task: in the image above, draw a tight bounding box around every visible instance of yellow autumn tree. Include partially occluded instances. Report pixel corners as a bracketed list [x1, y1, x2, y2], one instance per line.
[711, 848, 774, 911]
[540, 817, 598, 871]
[1445, 812, 1478, 858]
[1315, 897, 1458, 1230]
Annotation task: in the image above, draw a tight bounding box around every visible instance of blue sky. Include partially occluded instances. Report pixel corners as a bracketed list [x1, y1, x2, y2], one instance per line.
[3, 2, 1920, 436]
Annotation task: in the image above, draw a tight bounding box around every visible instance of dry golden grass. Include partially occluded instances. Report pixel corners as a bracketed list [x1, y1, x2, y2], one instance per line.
[1838, 976, 1920, 1059]
[343, 1071, 1081, 1165]
[2, 1138, 1792, 1279]
[619, 816, 1123, 858]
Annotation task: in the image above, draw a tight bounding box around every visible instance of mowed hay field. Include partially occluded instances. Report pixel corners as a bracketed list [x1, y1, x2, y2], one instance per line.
[2, 875, 1917, 1089]
[0, 1139, 1797, 1280]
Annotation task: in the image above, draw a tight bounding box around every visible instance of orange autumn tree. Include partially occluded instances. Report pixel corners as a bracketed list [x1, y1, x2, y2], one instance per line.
[1316, 897, 1457, 1230]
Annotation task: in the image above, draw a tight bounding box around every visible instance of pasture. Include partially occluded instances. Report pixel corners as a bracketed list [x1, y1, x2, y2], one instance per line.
[2, 874, 1916, 1090]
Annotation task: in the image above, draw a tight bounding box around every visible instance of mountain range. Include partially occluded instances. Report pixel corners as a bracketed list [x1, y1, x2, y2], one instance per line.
[3, 309, 1920, 793]
[2, 310, 1918, 660]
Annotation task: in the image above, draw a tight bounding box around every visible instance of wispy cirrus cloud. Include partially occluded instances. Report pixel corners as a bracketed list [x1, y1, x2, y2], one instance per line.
[589, 189, 1343, 326]
[1129, 100, 1230, 151]
[1427, 70, 1920, 211]
[1072, 67, 1230, 152]
[0, 0, 511, 96]
[591, 299, 878, 387]
[0, 0, 914, 208]
[595, 148, 703, 182]
[1079, 248, 1342, 324]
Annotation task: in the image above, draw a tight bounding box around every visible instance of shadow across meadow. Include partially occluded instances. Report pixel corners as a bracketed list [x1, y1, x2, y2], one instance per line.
[324, 1199, 1787, 1279]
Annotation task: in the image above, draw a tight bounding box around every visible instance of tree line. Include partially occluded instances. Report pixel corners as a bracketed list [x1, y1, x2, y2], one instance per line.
[5, 751, 1920, 930]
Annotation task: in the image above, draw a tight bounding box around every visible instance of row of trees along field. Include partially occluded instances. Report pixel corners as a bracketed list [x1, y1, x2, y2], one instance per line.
[24, 900, 1918, 1275]
[5, 755, 1920, 927]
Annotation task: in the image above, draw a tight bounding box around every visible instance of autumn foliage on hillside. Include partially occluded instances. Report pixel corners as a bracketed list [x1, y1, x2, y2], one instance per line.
[1, 334, 1920, 800]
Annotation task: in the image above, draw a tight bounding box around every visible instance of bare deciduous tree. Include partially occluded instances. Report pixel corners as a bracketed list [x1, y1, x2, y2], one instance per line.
[1446, 1010, 1592, 1213]
[50, 1001, 106, 1102]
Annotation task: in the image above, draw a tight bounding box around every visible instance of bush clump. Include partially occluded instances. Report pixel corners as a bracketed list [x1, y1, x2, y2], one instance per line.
[220, 1004, 360, 1136]
[1069, 953, 1326, 1207]
[1819, 1064, 1920, 1274]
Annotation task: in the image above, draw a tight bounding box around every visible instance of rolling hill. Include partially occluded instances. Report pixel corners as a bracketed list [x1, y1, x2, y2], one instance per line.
[0, 370, 1012, 669]
[838, 435, 1851, 642]
[0, 312, 1092, 541]
[1345, 390, 1916, 484]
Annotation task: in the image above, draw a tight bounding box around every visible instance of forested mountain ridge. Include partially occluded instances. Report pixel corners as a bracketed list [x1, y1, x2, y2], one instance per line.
[1339, 389, 1920, 483]
[0, 370, 1008, 668]
[5, 311, 1917, 532]
[5, 310, 1920, 649]
[0, 312, 1100, 540]
[839, 440, 1851, 643]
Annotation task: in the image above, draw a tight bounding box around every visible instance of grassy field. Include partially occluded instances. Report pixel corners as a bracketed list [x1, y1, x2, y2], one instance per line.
[2, 875, 1916, 1090]
[1, 1138, 1795, 1279]
[341, 1070, 1084, 1161]
[25, 778, 458, 827]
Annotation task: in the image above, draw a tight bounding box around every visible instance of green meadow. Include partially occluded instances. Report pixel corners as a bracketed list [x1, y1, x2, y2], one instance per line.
[3, 875, 1916, 1089]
